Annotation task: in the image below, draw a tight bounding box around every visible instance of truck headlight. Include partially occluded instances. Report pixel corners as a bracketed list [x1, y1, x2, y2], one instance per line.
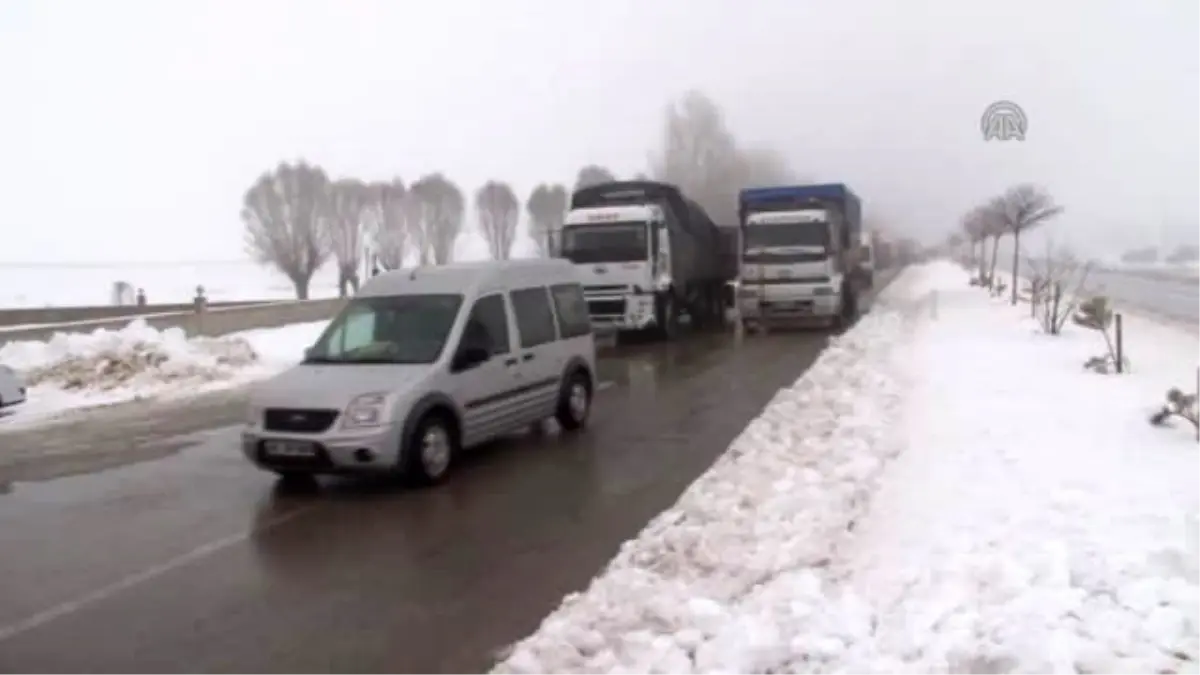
[343, 392, 390, 429]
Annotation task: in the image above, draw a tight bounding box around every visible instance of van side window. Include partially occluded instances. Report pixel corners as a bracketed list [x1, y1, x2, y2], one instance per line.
[510, 287, 558, 348]
[465, 294, 511, 355]
[549, 283, 592, 339]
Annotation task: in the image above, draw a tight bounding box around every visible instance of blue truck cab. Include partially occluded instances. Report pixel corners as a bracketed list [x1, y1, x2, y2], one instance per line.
[736, 183, 866, 329]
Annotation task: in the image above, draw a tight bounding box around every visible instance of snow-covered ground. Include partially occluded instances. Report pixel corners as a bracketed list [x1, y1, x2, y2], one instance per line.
[0, 318, 328, 429]
[496, 261, 1200, 674]
[0, 230, 543, 308]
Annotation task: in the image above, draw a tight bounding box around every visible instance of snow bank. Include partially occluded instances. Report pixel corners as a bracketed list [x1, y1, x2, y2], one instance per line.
[496, 260, 1200, 674]
[2, 320, 259, 391]
[495, 268, 930, 675]
[834, 263, 1199, 673]
[0, 319, 327, 426]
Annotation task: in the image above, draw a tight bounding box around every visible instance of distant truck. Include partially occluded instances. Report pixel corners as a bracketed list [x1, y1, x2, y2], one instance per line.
[559, 180, 730, 339]
[860, 231, 876, 288]
[736, 183, 868, 330]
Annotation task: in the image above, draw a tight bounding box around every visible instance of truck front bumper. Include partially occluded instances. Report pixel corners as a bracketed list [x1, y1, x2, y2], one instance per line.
[586, 294, 658, 332]
[737, 284, 842, 321]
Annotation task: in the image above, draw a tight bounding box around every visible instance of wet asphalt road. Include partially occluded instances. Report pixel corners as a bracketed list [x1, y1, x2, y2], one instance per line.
[0, 320, 846, 672]
[1086, 268, 1198, 324]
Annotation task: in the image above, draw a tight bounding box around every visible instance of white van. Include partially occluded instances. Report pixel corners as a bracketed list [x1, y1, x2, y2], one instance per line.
[241, 259, 597, 486]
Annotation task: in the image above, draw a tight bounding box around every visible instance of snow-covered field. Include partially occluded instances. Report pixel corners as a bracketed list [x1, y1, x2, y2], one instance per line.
[0, 231, 543, 308]
[496, 261, 1200, 674]
[0, 318, 328, 429]
[0, 261, 343, 308]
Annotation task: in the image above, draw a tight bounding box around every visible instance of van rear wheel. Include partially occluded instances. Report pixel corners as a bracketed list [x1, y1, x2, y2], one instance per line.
[555, 371, 592, 432]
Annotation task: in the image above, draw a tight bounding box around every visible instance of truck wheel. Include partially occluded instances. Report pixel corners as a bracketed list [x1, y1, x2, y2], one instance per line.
[656, 295, 680, 340]
[833, 288, 859, 332]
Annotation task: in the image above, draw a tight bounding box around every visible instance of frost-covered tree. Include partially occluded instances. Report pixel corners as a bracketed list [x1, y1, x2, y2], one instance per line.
[650, 89, 794, 224]
[573, 165, 616, 191]
[325, 178, 370, 296]
[525, 183, 568, 256]
[366, 179, 408, 272]
[475, 180, 520, 261]
[995, 184, 1063, 305]
[411, 173, 464, 265]
[241, 161, 332, 299]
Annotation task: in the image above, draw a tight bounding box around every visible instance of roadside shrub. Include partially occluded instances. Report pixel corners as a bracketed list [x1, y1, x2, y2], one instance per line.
[1073, 295, 1128, 374]
[1150, 387, 1199, 435]
[1026, 243, 1093, 336]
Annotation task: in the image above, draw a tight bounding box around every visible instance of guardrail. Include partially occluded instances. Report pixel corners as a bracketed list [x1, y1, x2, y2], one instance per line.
[0, 298, 346, 346]
[0, 299, 288, 329]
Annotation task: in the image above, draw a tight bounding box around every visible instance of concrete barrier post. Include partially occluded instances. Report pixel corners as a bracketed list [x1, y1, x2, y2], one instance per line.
[193, 285, 208, 336]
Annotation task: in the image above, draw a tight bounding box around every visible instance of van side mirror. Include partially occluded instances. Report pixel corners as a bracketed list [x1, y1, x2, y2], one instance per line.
[452, 346, 490, 372]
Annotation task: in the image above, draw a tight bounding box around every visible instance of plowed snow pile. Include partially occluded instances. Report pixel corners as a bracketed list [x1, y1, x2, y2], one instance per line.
[7, 320, 259, 391]
[0, 318, 327, 427]
[493, 271, 927, 675]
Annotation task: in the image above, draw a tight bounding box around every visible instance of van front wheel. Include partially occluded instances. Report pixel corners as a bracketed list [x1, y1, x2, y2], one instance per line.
[405, 414, 457, 485]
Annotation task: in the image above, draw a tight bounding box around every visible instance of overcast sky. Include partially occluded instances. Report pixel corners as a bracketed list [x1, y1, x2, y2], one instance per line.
[1, 0, 1196, 264]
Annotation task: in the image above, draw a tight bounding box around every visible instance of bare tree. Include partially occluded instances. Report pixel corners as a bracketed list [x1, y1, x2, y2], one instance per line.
[961, 207, 989, 279]
[242, 161, 332, 299]
[574, 165, 616, 191]
[475, 180, 520, 261]
[996, 184, 1063, 305]
[650, 89, 795, 224]
[367, 179, 408, 272]
[983, 196, 1009, 287]
[526, 183, 568, 256]
[411, 173, 464, 265]
[325, 178, 370, 296]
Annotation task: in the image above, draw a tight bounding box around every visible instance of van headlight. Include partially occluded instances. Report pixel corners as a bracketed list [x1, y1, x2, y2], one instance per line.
[343, 392, 390, 429]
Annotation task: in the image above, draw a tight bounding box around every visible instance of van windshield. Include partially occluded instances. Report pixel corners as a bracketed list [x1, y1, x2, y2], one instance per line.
[305, 294, 463, 365]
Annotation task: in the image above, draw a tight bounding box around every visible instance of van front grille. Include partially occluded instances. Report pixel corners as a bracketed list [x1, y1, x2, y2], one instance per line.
[263, 408, 339, 433]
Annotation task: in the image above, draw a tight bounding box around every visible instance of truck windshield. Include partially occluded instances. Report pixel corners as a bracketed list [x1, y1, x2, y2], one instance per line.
[304, 294, 463, 365]
[744, 222, 830, 253]
[560, 223, 649, 264]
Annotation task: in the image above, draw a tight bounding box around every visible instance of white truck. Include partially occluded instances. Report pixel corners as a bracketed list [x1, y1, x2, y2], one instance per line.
[557, 181, 729, 340]
[736, 183, 868, 331]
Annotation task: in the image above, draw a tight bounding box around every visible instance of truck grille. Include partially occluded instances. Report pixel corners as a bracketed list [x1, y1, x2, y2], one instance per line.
[263, 408, 339, 433]
[745, 276, 830, 285]
[587, 298, 626, 317]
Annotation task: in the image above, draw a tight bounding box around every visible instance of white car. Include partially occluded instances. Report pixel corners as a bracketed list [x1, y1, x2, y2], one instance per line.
[0, 364, 26, 410]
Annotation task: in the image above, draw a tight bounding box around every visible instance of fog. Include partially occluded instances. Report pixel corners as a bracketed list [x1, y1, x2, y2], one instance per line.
[1, 0, 1196, 264]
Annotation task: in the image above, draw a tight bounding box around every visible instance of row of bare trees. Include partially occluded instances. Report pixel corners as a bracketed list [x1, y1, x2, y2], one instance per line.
[241, 90, 797, 299]
[956, 184, 1064, 305]
[241, 167, 602, 299]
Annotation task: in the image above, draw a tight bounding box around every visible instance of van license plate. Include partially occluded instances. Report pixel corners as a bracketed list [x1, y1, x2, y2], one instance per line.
[264, 440, 317, 458]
